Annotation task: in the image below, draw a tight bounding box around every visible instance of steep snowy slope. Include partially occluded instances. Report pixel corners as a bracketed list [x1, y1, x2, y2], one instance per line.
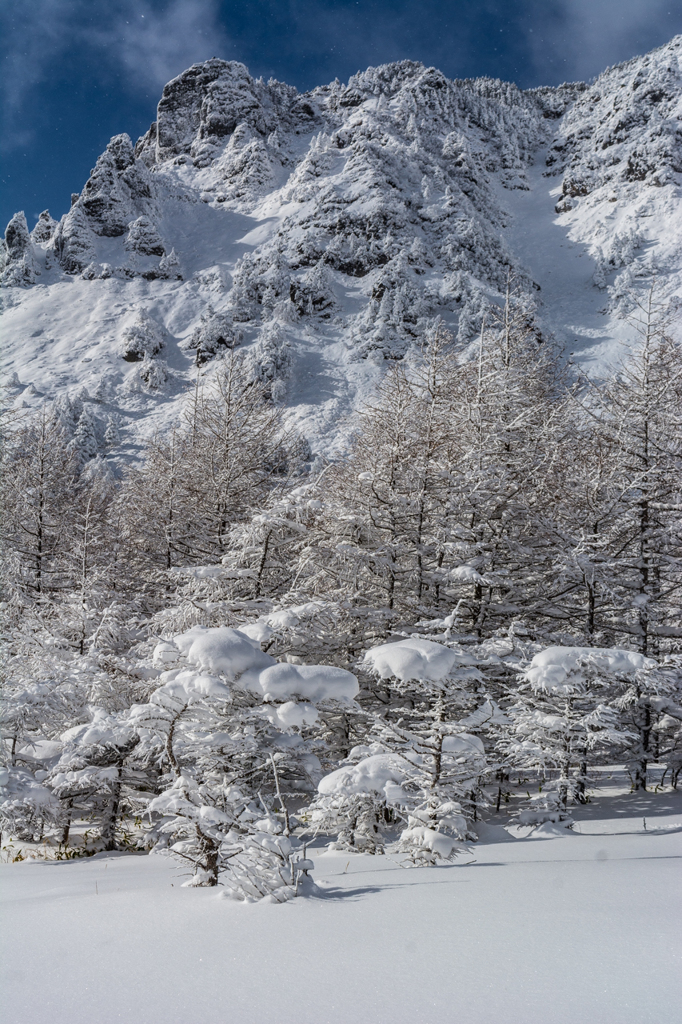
[2, 38, 682, 459]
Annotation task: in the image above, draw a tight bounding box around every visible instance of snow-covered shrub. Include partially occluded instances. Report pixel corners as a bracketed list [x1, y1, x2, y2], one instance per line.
[133, 625, 358, 896]
[186, 307, 242, 365]
[289, 262, 336, 317]
[0, 766, 59, 843]
[125, 216, 165, 257]
[119, 310, 165, 362]
[158, 247, 181, 279]
[139, 355, 169, 390]
[228, 250, 292, 322]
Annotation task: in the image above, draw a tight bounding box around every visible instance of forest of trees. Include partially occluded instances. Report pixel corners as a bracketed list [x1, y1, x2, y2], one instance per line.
[1, 284, 681, 899]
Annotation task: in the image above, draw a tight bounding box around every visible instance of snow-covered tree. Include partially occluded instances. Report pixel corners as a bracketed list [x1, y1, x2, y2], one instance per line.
[131, 625, 358, 896]
[0, 765, 58, 844]
[104, 415, 121, 449]
[47, 710, 150, 851]
[507, 645, 672, 805]
[58, 477, 118, 655]
[186, 307, 242, 365]
[119, 310, 165, 362]
[311, 637, 489, 863]
[291, 311, 574, 642]
[579, 286, 682, 655]
[1, 409, 78, 599]
[125, 216, 165, 257]
[70, 408, 99, 464]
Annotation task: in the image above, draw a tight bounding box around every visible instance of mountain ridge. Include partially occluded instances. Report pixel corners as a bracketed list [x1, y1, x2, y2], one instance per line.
[2, 36, 681, 461]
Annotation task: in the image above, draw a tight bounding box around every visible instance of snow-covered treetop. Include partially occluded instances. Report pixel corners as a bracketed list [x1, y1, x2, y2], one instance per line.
[153, 625, 358, 703]
[61, 708, 136, 747]
[252, 663, 358, 703]
[362, 637, 477, 683]
[172, 625, 275, 678]
[524, 646, 658, 694]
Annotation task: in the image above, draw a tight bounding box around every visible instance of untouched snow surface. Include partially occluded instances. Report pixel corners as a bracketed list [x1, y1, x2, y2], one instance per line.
[2, 771, 680, 1024]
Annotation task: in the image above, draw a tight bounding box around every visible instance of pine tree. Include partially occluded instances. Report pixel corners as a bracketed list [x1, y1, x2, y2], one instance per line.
[104, 415, 120, 449]
[71, 408, 98, 464]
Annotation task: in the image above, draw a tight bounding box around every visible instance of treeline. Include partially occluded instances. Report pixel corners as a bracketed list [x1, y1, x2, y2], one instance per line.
[4, 287, 681, 660]
[1, 287, 681, 882]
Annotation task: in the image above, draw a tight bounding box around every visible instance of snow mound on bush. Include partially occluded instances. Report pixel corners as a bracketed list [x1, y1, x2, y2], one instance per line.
[61, 708, 135, 746]
[175, 625, 276, 678]
[161, 670, 232, 701]
[255, 663, 359, 702]
[400, 826, 460, 859]
[442, 733, 485, 755]
[363, 638, 470, 682]
[525, 646, 657, 692]
[318, 753, 408, 798]
[259, 700, 319, 730]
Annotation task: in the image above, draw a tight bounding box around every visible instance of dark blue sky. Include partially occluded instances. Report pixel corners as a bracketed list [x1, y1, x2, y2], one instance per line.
[2, 0, 682, 231]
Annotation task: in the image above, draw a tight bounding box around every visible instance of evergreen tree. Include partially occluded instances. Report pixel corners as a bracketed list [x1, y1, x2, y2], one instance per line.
[71, 408, 98, 464]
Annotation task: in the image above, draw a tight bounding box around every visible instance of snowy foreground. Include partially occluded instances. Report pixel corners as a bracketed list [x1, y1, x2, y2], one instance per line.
[3, 771, 680, 1024]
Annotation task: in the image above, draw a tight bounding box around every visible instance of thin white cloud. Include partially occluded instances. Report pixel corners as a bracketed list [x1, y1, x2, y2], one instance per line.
[0, 0, 230, 150]
[1, 0, 75, 138]
[87, 0, 231, 92]
[527, 0, 681, 83]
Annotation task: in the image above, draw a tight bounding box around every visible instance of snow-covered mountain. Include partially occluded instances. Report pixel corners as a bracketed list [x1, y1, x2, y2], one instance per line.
[2, 36, 682, 459]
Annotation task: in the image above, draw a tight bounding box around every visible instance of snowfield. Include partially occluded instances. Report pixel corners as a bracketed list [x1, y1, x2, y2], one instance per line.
[2, 771, 680, 1024]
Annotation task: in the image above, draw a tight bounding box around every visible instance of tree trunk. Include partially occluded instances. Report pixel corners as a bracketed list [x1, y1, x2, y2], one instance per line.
[633, 702, 651, 791]
[100, 772, 122, 851]
[60, 798, 74, 845]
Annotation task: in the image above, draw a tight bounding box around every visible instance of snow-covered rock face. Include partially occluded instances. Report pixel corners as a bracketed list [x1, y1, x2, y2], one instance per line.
[3, 39, 682, 456]
[548, 37, 682, 198]
[542, 36, 682, 314]
[1, 212, 38, 287]
[51, 133, 160, 276]
[138, 60, 294, 165]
